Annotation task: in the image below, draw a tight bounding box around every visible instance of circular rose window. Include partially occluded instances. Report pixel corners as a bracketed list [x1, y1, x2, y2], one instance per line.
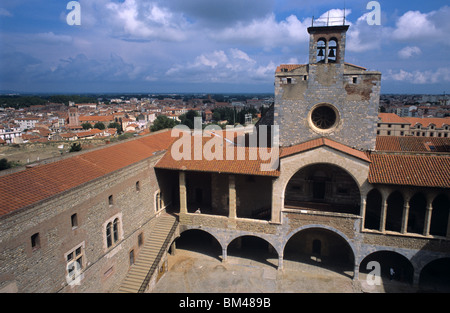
[309, 104, 339, 132]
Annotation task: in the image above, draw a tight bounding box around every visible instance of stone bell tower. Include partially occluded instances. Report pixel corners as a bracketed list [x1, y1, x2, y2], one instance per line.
[272, 20, 382, 151]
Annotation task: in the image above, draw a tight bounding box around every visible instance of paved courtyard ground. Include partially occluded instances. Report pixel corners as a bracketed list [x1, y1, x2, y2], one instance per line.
[152, 249, 417, 293]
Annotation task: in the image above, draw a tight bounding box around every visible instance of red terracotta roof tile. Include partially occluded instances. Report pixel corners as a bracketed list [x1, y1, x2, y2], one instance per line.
[0, 130, 176, 217]
[376, 136, 450, 153]
[378, 113, 409, 124]
[368, 153, 450, 188]
[155, 132, 280, 177]
[280, 137, 371, 162]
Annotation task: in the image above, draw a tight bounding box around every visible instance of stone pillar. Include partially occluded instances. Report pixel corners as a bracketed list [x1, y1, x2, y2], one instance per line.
[379, 195, 388, 232]
[228, 175, 237, 219]
[179, 171, 187, 214]
[271, 179, 282, 224]
[353, 263, 359, 281]
[423, 200, 433, 236]
[222, 247, 227, 263]
[170, 241, 176, 256]
[401, 201, 410, 234]
[360, 195, 367, 231]
[278, 253, 284, 271]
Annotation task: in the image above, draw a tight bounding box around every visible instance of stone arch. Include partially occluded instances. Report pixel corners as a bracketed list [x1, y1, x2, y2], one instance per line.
[364, 188, 382, 230]
[407, 192, 427, 234]
[430, 194, 450, 237]
[385, 190, 404, 232]
[227, 235, 279, 269]
[316, 38, 327, 62]
[327, 37, 338, 62]
[359, 250, 414, 284]
[175, 228, 223, 261]
[281, 157, 367, 200]
[419, 257, 450, 292]
[273, 146, 370, 223]
[283, 225, 356, 277]
[284, 162, 361, 215]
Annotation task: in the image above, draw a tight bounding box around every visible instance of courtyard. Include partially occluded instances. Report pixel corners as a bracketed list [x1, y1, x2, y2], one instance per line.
[152, 248, 418, 293]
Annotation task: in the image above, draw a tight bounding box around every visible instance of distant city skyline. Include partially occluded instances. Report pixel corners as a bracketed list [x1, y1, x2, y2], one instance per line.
[1, 1, 449, 94]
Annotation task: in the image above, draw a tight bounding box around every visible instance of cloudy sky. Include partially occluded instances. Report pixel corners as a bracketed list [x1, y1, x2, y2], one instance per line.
[0, 0, 449, 94]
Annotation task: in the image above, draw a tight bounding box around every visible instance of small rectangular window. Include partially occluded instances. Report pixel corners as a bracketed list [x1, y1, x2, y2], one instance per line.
[138, 233, 143, 247]
[108, 195, 113, 206]
[129, 250, 135, 266]
[31, 233, 40, 250]
[71, 213, 78, 228]
[136, 181, 140, 192]
[352, 77, 357, 84]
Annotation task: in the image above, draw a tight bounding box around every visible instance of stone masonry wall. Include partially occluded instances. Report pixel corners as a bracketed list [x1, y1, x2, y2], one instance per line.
[274, 63, 381, 150]
[0, 154, 164, 293]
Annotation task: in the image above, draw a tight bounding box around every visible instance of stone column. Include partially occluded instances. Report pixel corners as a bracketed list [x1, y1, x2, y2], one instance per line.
[423, 200, 433, 236]
[278, 253, 284, 271]
[271, 179, 282, 224]
[360, 195, 367, 231]
[170, 241, 176, 256]
[179, 171, 187, 214]
[379, 194, 388, 232]
[222, 247, 227, 263]
[228, 174, 237, 219]
[401, 201, 410, 234]
[353, 263, 359, 281]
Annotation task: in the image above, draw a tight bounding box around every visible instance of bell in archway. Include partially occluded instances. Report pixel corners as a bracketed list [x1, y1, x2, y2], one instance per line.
[328, 48, 335, 58]
[318, 48, 324, 57]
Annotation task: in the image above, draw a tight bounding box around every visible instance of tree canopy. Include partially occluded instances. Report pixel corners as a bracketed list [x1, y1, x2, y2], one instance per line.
[150, 115, 179, 132]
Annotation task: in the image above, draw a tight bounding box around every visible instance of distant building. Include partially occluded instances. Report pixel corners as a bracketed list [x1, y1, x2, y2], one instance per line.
[377, 113, 450, 138]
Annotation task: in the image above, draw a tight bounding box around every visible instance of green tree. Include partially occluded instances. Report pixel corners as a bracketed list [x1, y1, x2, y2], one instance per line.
[212, 111, 221, 121]
[179, 110, 199, 129]
[107, 122, 123, 134]
[69, 143, 82, 152]
[150, 115, 179, 132]
[81, 122, 92, 130]
[0, 158, 12, 171]
[93, 122, 106, 130]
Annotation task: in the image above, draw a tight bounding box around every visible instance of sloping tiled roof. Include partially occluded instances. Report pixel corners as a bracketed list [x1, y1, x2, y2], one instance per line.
[368, 153, 450, 188]
[376, 136, 450, 153]
[276, 62, 367, 73]
[403, 116, 450, 128]
[275, 64, 307, 73]
[378, 113, 409, 124]
[0, 130, 176, 217]
[155, 132, 280, 177]
[280, 137, 371, 162]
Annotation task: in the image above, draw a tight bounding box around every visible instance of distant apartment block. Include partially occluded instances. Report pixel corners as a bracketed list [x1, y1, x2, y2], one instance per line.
[377, 113, 450, 138]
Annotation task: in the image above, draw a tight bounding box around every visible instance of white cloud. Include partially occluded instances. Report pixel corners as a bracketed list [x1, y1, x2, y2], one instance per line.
[315, 9, 350, 26]
[215, 13, 310, 48]
[0, 8, 12, 17]
[398, 46, 421, 59]
[392, 10, 438, 41]
[386, 68, 450, 84]
[105, 0, 188, 41]
[35, 32, 73, 45]
[194, 50, 229, 69]
[166, 49, 275, 84]
[391, 6, 450, 44]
